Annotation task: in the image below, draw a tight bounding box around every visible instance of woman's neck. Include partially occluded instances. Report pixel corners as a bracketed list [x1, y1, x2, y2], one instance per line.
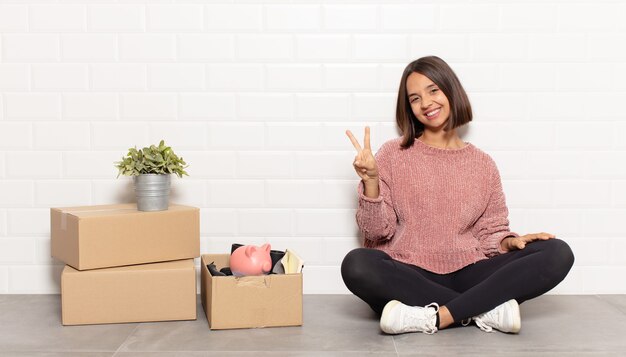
[417, 131, 465, 149]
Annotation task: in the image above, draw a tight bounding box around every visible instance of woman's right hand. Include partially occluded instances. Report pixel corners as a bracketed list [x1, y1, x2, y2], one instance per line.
[346, 127, 379, 183]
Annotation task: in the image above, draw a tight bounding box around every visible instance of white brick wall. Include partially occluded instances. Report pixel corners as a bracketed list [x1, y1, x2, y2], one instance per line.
[66, 151, 128, 178]
[200, 209, 237, 236]
[499, 4, 557, 32]
[91, 64, 147, 90]
[296, 35, 350, 61]
[34, 181, 91, 207]
[380, 5, 436, 31]
[237, 152, 292, 178]
[63, 94, 118, 120]
[7, 209, 49, 236]
[147, 5, 204, 32]
[3, 34, 60, 61]
[30, 5, 85, 32]
[0, 267, 7, 294]
[265, 5, 321, 31]
[119, 34, 176, 61]
[0, 123, 32, 149]
[209, 180, 265, 208]
[7, 152, 62, 178]
[5, 94, 61, 120]
[206, 5, 262, 31]
[0, 155, 5, 179]
[62, 34, 117, 61]
[149, 122, 207, 149]
[324, 64, 378, 91]
[0, 64, 29, 90]
[148, 64, 205, 90]
[323, 5, 377, 31]
[121, 93, 177, 119]
[87, 5, 144, 32]
[33, 122, 90, 149]
[0, 181, 34, 207]
[0, 1, 624, 294]
[0, 5, 28, 32]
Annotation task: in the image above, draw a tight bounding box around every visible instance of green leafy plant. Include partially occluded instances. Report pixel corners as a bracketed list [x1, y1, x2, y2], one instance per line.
[115, 140, 189, 178]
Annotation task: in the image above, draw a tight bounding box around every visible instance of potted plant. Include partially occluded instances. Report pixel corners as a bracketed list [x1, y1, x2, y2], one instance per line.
[114, 140, 189, 211]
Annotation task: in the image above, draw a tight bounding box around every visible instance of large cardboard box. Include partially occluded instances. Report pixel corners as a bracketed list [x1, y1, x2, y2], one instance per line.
[51, 203, 199, 270]
[201, 254, 303, 330]
[62, 259, 197, 325]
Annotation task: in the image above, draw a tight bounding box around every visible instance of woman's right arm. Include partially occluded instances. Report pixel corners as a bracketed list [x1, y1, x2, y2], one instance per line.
[346, 128, 397, 242]
[355, 169, 397, 242]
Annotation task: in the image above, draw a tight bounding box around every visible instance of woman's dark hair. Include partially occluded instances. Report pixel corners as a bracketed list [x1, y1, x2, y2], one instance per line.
[396, 56, 472, 148]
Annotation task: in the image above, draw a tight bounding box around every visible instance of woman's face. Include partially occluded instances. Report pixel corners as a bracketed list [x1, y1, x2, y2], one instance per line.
[406, 72, 450, 130]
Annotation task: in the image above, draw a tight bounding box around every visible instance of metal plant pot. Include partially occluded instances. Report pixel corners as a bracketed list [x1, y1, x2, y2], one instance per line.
[134, 174, 171, 211]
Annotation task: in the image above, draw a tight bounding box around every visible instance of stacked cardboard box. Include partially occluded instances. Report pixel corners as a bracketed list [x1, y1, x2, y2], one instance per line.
[51, 203, 200, 325]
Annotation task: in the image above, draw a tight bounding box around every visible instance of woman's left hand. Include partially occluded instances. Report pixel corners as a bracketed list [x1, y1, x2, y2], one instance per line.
[500, 232, 556, 252]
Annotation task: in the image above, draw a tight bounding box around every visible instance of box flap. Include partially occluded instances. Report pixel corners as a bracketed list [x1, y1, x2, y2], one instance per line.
[63, 259, 194, 275]
[56, 203, 198, 220]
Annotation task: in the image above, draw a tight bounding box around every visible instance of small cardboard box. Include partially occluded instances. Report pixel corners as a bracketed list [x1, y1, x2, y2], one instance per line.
[51, 203, 199, 270]
[62, 259, 197, 325]
[201, 254, 303, 330]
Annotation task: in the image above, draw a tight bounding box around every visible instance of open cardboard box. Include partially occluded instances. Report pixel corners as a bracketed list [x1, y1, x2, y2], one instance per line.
[62, 259, 197, 326]
[51, 203, 199, 270]
[201, 254, 303, 330]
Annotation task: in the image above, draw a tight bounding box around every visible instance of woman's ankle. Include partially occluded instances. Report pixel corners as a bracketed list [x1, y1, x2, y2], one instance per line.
[437, 306, 455, 329]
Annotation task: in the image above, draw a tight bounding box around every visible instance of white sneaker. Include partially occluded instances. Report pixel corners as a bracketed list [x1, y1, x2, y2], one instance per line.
[473, 299, 521, 334]
[380, 300, 439, 335]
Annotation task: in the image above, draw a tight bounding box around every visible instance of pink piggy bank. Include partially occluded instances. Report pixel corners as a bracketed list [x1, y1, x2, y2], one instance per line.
[230, 243, 272, 277]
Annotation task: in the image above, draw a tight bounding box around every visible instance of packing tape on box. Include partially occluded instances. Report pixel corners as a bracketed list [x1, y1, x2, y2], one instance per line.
[59, 207, 136, 230]
[234, 276, 272, 288]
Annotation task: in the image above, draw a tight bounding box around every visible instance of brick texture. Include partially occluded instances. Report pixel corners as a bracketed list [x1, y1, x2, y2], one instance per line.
[0, 1, 623, 294]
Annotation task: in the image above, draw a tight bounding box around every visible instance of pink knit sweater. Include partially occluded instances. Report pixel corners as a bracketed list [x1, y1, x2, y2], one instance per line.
[356, 138, 519, 274]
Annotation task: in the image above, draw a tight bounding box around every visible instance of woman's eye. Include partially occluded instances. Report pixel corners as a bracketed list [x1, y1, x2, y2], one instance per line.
[431, 89, 438, 93]
[411, 98, 420, 103]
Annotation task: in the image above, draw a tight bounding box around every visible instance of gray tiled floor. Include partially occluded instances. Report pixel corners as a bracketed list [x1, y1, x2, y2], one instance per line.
[0, 295, 625, 356]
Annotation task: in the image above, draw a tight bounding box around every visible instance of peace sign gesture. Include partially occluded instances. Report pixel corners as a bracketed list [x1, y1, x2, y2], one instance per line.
[346, 126, 379, 183]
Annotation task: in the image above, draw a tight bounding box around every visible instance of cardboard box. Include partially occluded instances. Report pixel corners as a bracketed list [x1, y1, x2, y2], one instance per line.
[51, 203, 199, 270]
[201, 254, 303, 330]
[62, 259, 197, 325]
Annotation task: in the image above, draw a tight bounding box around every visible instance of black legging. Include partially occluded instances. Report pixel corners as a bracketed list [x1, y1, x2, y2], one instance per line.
[341, 239, 574, 322]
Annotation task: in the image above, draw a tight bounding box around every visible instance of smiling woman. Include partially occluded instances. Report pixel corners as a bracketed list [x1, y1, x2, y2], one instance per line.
[342, 56, 574, 336]
[396, 56, 472, 149]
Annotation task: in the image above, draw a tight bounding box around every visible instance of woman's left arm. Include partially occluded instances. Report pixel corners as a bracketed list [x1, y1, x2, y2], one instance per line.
[472, 163, 521, 257]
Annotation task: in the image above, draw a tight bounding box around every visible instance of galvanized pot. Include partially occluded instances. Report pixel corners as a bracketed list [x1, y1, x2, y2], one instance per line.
[134, 174, 171, 211]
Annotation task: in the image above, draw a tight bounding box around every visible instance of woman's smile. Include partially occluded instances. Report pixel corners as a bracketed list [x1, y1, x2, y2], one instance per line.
[424, 107, 441, 120]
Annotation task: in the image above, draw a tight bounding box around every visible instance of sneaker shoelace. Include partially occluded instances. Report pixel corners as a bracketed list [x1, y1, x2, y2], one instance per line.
[405, 302, 439, 334]
[474, 309, 497, 332]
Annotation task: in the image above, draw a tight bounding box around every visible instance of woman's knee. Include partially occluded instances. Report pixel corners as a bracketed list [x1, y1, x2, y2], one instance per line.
[341, 248, 386, 287]
[546, 239, 575, 266]
[537, 238, 575, 279]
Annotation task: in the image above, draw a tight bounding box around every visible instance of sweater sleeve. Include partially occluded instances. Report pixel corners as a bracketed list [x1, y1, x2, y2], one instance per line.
[355, 144, 397, 243]
[472, 162, 519, 257]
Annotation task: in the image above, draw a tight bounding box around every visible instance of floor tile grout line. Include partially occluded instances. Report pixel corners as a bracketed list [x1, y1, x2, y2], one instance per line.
[595, 294, 626, 315]
[391, 335, 399, 356]
[109, 349, 399, 354]
[112, 323, 141, 357]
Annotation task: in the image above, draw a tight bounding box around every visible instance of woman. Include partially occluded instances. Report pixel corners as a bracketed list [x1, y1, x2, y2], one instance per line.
[342, 56, 574, 335]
